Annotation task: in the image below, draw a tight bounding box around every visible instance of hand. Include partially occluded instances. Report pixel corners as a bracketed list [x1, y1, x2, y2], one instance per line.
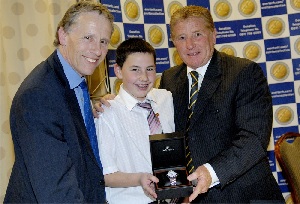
[92, 93, 116, 117]
[187, 165, 212, 202]
[140, 173, 159, 199]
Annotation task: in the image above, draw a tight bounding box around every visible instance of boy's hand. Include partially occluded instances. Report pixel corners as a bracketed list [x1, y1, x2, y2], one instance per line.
[140, 173, 159, 200]
[92, 93, 116, 117]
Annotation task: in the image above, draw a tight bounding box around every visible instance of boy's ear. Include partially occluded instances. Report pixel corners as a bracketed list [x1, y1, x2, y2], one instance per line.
[114, 64, 122, 79]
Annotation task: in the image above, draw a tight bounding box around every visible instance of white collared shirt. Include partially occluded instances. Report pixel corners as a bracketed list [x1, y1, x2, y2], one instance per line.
[186, 60, 209, 101]
[95, 85, 175, 204]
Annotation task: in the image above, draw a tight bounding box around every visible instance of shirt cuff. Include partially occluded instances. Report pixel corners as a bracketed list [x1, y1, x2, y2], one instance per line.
[203, 163, 220, 188]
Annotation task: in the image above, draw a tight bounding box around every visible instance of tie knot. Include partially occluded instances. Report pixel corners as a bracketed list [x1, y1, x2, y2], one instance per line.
[137, 102, 152, 110]
[190, 71, 199, 82]
[79, 80, 88, 90]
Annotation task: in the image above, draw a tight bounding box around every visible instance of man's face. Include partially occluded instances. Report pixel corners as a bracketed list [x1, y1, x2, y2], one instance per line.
[172, 17, 216, 69]
[59, 12, 112, 76]
[114, 53, 156, 101]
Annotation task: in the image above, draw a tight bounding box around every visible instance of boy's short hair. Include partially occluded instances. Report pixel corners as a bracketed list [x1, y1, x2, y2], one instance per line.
[116, 38, 156, 68]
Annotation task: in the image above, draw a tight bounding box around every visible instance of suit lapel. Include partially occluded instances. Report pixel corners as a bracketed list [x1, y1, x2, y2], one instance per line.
[52, 51, 99, 168]
[189, 50, 222, 129]
[173, 65, 190, 132]
[65, 89, 99, 167]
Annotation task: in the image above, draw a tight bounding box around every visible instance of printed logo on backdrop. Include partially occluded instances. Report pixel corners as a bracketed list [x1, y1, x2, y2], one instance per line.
[124, 0, 140, 22]
[269, 82, 295, 105]
[273, 126, 299, 144]
[214, 0, 232, 19]
[288, 13, 300, 36]
[264, 37, 291, 61]
[107, 50, 116, 77]
[277, 171, 289, 193]
[123, 23, 145, 39]
[142, 0, 165, 24]
[103, 2, 122, 22]
[267, 150, 276, 172]
[297, 103, 300, 124]
[219, 45, 236, 56]
[270, 61, 290, 81]
[293, 58, 300, 80]
[155, 49, 170, 73]
[260, 0, 287, 17]
[238, 0, 257, 17]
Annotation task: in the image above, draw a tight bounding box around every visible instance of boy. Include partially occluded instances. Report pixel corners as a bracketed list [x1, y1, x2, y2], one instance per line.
[95, 38, 175, 204]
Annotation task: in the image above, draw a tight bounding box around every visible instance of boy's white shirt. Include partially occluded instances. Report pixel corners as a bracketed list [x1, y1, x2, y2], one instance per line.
[95, 84, 175, 204]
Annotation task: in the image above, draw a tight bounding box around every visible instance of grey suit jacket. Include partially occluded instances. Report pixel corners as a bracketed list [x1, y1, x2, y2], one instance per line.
[160, 50, 284, 203]
[5, 50, 106, 203]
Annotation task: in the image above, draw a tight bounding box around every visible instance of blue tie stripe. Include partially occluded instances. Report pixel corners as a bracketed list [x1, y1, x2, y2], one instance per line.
[79, 80, 102, 168]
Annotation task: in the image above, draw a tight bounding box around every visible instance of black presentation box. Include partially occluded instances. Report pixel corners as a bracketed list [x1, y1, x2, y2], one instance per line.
[149, 132, 193, 200]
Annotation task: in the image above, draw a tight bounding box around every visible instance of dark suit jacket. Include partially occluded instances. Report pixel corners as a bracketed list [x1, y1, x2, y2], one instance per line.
[5, 50, 106, 203]
[160, 50, 284, 203]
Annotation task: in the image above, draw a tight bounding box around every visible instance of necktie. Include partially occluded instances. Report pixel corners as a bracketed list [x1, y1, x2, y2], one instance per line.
[79, 80, 102, 168]
[185, 71, 199, 174]
[137, 102, 163, 135]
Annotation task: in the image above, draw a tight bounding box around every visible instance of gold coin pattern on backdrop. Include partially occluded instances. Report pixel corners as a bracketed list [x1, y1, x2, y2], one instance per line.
[266, 17, 285, 37]
[148, 25, 164, 47]
[114, 79, 123, 95]
[172, 50, 183, 66]
[124, 0, 140, 22]
[275, 106, 294, 125]
[291, 0, 300, 10]
[295, 38, 300, 55]
[238, 0, 257, 17]
[243, 42, 261, 61]
[214, 0, 232, 19]
[167, 1, 183, 18]
[154, 76, 161, 88]
[219, 45, 236, 56]
[271, 62, 289, 81]
[110, 24, 122, 48]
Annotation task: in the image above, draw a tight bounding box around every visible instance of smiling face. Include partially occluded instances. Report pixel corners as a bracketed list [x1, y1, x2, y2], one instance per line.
[58, 11, 112, 76]
[172, 17, 216, 69]
[114, 52, 156, 101]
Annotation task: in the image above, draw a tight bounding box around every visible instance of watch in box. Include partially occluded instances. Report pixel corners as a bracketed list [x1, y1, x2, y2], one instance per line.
[149, 132, 193, 200]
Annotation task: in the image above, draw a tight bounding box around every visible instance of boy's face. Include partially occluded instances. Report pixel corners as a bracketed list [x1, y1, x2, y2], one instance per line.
[114, 52, 156, 101]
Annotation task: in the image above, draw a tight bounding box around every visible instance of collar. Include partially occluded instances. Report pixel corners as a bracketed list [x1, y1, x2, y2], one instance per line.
[117, 84, 157, 111]
[186, 58, 211, 77]
[57, 49, 83, 89]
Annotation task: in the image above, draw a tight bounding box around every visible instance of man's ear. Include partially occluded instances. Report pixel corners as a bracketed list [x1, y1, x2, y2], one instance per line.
[114, 64, 122, 79]
[58, 27, 67, 46]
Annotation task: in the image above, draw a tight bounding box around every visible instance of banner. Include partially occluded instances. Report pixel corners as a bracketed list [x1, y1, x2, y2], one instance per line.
[101, 0, 300, 200]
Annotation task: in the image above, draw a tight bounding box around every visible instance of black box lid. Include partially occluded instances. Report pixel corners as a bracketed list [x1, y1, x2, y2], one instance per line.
[149, 132, 186, 170]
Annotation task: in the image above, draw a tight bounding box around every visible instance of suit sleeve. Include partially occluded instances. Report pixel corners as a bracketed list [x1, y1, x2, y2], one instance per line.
[12, 87, 85, 202]
[209, 62, 273, 187]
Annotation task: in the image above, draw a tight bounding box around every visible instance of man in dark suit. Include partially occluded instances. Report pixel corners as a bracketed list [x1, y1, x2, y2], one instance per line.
[159, 5, 284, 203]
[4, 2, 113, 203]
